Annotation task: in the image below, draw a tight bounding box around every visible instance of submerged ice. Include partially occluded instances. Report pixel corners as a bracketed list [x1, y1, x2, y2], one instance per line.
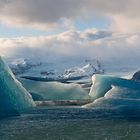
[0, 57, 35, 117]
[83, 74, 140, 109]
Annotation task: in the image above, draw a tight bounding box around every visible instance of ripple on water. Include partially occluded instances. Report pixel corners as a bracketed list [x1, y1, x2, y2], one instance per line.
[0, 107, 140, 140]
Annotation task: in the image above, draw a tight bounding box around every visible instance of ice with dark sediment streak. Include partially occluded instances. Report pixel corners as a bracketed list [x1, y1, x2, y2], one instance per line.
[19, 78, 90, 100]
[0, 57, 35, 118]
[83, 74, 140, 111]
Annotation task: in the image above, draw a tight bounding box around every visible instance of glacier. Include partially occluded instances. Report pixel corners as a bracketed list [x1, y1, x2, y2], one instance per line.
[19, 78, 90, 100]
[83, 74, 140, 110]
[0, 57, 35, 118]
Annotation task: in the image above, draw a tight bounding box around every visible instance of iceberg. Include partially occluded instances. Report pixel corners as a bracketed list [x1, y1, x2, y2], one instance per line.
[132, 70, 140, 82]
[89, 74, 140, 100]
[83, 97, 140, 113]
[19, 78, 90, 100]
[0, 57, 35, 117]
[105, 86, 140, 99]
[83, 74, 140, 110]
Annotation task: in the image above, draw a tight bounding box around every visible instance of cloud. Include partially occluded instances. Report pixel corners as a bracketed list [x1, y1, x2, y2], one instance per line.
[0, 29, 140, 67]
[0, 0, 140, 32]
[0, 0, 86, 30]
[111, 15, 140, 33]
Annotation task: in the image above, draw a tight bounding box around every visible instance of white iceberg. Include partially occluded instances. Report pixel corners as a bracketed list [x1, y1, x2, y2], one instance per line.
[19, 78, 90, 100]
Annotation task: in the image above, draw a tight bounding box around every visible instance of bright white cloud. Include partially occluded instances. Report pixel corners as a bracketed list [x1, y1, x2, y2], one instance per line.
[0, 29, 140, 67]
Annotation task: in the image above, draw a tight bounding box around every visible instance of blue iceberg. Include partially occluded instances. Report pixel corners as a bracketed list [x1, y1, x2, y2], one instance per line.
[89, 74, 140, 100]
[0, 57, 35, 117]
[83, 74, 140, 110]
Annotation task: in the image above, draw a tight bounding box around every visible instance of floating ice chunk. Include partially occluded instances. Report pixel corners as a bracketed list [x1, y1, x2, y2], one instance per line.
[19, 78, 90, 100]
[83, 97, 140, 109]
[0, 57, 35, 117]
[83, 74, 140, 110]
[132, 70, 140, 82]
[89, 74, 140, 100]
[105, 86, 140, 100]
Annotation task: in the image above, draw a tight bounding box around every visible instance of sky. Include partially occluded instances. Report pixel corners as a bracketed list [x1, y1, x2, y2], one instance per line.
[0, 0, 140, 68]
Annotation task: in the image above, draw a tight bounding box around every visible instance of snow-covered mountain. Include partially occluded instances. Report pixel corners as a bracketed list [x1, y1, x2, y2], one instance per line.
[8, 58, 104, 79]
[8, 58, 42, 75]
